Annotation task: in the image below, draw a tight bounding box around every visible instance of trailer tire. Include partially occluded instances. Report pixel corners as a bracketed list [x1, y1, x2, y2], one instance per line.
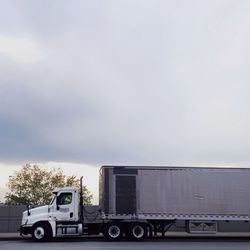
[103, 222, 124, 241]
[127, 223, 148, 240]
[32, 222, 52, 242]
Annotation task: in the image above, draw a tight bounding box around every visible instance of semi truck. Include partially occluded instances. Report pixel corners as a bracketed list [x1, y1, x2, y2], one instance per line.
[20, 165, 250, 241]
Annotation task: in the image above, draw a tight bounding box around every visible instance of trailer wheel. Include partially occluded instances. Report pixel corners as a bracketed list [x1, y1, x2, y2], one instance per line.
[32, 222, 52, 242]
[103, 222, 124, 241]
[128, 223, 148, 240]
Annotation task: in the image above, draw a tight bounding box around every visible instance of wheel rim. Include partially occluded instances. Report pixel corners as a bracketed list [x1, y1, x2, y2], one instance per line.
[108, 225, 121, 238]
[132, 225, 144, 238]
[34, 226, 45, 240]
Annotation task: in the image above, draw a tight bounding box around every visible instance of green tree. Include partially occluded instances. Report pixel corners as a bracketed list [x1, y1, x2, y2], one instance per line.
[5, 164, 93, 205]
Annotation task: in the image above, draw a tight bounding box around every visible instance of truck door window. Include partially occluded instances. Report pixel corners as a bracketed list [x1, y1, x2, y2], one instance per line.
[57, 193, 72, 205]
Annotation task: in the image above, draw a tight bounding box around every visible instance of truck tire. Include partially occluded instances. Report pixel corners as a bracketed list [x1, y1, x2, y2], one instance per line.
[127, 223, 148, 240]
[103, 222, 124, 241]
[32, 223, 52, 242]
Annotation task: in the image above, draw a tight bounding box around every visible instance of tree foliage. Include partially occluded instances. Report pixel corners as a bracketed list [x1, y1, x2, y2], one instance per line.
[5, 164, 93, 205]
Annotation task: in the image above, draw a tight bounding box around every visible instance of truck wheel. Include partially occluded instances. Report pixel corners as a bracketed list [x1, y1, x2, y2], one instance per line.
[128, 223, 148, 240]
[32, 223, 52, 242]
[103, 222, 124, 241]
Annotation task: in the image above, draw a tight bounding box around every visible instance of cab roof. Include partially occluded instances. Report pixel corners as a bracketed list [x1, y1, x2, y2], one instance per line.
[52, 187, 78, 193]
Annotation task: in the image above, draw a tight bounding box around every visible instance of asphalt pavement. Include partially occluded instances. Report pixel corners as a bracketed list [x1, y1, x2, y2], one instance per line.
[1, 232, 250, 240]
[1, 237, 250, 250]
[1, 233, 250, 250]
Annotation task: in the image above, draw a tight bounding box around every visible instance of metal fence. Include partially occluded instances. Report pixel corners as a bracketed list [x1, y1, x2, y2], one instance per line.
[0, 205, 27, 233]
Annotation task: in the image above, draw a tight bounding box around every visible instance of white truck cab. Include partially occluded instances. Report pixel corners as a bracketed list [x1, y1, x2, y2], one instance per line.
[20, 187, 82, 241]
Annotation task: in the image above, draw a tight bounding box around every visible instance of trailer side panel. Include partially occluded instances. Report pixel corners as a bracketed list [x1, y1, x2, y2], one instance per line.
[138, 168, 250, 216]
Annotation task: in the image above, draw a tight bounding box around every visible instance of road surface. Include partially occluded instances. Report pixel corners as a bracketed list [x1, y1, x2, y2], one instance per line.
[1, 237, 250, 250]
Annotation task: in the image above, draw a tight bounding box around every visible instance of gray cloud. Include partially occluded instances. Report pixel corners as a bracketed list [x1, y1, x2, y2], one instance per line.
[1, 0, 250, 166]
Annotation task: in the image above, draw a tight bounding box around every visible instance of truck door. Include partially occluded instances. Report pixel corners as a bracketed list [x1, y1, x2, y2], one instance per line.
[54, 192, 76, 221]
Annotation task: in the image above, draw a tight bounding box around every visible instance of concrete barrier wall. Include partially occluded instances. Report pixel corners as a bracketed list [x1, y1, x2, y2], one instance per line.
[0, 205, 27, 233]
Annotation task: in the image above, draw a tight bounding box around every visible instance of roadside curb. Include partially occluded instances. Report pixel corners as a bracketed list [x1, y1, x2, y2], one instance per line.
[0, 234, 30, 241]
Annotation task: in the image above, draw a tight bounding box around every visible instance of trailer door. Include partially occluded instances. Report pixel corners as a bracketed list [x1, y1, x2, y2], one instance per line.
[115, 175, 136, 215]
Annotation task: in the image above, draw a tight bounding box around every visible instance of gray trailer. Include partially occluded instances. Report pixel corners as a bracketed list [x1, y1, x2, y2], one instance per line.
[99, 166, 250, 238]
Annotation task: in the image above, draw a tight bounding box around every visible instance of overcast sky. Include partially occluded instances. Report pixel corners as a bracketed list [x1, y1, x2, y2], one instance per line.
[1, 0, 250, 170]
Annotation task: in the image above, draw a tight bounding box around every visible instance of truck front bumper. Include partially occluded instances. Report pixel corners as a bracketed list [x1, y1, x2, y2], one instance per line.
[20, 225, 33, 235]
